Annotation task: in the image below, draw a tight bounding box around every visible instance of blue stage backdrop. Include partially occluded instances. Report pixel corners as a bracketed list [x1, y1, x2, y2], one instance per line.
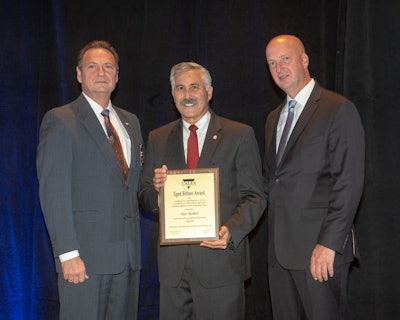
[0, 2, 59, 318]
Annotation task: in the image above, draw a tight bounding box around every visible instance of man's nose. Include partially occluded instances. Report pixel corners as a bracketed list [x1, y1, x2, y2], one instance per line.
[97, 66, 105, 75]
[184, 88, 191, 98]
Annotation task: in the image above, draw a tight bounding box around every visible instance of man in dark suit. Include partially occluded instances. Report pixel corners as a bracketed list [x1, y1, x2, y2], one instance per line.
[264, 34, 365, 319]
[139, 61, 266, 320]
[37, 40, 143, 319]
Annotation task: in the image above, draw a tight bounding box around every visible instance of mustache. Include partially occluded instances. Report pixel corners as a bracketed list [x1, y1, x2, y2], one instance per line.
[179, 98, 198, 107]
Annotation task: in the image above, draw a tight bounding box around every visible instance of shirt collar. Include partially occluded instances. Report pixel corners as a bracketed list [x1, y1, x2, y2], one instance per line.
[82, 92, 113, 115]
[287, 78, 315, 107]
[182, 110, 211, 133]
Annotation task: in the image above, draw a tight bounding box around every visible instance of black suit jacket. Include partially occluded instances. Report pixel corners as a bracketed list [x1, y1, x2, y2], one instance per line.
[264, 83, 365, 270]
[139, 111, 266, 288]
[37, 94, 143, 274]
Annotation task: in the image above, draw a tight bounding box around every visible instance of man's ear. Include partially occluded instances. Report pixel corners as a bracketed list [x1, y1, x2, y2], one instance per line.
[301, 53, 309, 68]
[76, 66, 82, 84]
[207, 86, 213, 101]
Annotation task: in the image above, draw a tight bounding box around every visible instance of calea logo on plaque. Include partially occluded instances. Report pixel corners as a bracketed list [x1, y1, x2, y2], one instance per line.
[182, 179, 196, 188]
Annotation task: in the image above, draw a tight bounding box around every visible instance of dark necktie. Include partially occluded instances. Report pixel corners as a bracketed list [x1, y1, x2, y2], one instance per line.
[187, 124, 199, 169]
[276, 100, 297, 165]
[101, 109, 129, 180]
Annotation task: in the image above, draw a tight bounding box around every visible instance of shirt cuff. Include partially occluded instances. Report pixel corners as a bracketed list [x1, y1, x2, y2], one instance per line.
[59, 250, 80, 263]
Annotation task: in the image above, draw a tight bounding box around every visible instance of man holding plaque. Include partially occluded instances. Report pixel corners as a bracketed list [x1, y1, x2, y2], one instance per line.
[139, 61, 266, 320]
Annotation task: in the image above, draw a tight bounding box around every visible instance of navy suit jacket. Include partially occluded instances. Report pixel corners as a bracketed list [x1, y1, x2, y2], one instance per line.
[37, 94, 143, 274]
[264, 82, 365, 270]
[139, 111, 266, 288]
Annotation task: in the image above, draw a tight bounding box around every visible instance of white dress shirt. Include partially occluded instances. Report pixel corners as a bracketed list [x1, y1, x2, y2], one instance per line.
[276, 79, 315, 152]
[85, 93, 131, 165]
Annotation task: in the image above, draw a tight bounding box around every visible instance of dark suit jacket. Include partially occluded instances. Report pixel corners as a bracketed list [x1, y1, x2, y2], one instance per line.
[37, 94, 143, 274]
[139, 111, 266, 288]
[264, 82, 365, 270]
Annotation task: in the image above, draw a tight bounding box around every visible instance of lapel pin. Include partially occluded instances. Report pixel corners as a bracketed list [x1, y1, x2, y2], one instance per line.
[213, 135, 218, 140]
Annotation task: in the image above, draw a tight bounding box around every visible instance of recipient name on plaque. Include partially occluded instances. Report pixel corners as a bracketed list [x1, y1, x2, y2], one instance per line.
[159, 168, 220, 245]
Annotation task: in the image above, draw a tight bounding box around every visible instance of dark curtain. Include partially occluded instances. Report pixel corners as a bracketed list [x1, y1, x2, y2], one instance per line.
[1, 0, 399, 319]
[345, 1, 400, 319]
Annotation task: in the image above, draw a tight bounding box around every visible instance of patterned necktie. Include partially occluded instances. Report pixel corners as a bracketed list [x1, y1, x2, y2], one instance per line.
[187, 124, 199, 169]
[276, 100, 297, 165]
[101, 109, 129, 180]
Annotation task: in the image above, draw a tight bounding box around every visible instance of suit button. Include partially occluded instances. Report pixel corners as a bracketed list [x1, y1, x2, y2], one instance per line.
[275, 179, 280, 183]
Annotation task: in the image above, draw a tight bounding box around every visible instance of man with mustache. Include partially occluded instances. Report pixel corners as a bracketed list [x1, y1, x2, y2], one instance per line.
[139, 61, 266, 319]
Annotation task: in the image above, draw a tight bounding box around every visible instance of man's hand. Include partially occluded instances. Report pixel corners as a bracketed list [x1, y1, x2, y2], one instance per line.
[200, 225, 231, 249]
[310, 244, 336, 282]
[62, 256, 89, 284]
[153, 165, 168, 192]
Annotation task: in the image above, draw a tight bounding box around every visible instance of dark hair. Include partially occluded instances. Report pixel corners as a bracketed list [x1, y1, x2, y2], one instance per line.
[77, 40, 119, 70]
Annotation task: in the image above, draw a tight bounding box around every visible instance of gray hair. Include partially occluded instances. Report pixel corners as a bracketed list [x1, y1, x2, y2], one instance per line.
[170, 62, 212, 90]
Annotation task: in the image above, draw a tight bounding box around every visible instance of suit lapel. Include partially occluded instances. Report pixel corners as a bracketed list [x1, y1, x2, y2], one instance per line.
[278, 84, 322, 166]
[285, 84, 322, 151]
[114, 107, 140, 170]
[198, 112, 222, 167]
[114, 107, 142, 183]
[164, 120, 187, 169]
[73, 95, 122, 176]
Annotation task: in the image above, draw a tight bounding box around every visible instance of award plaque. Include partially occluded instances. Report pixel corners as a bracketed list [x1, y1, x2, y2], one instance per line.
[159, 168, 220, 245]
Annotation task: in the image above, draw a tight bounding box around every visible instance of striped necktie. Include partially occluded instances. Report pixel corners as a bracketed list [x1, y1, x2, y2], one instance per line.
[101, 109, 129, 180]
